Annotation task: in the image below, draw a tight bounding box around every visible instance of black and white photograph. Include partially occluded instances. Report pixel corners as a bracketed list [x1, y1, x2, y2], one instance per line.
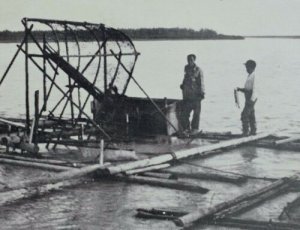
[0, 0, 300, 229]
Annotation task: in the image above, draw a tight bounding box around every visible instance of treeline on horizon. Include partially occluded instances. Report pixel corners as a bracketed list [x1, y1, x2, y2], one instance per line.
[0, 28, 244, 42]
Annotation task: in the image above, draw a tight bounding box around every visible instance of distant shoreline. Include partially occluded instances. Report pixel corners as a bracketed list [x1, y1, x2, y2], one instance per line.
[0, 28, 244, 43]
[246, 36, 300, 39]
[0, 38, 244, 43]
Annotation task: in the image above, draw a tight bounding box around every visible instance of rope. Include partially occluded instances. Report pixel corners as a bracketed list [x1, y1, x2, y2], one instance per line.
[178, 160, 277, 181]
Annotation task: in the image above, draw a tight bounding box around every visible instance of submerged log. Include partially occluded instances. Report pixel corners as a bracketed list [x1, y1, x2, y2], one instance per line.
[142, 172, 175, 180]
[107, 132, 272, 175]
[125, 163, 171, 175]
[0, 153, 86, 167]
[0, 158, 73, 172]
[174, 175, 298, 227]
[160, 169, 247, 184]
[113, 175, 209, 194]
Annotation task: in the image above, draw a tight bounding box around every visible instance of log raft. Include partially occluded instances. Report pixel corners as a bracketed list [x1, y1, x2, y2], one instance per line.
[106, 132, 272, 175]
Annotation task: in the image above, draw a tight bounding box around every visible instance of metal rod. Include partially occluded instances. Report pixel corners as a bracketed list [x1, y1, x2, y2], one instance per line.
[0, 25, 33, 86]
[24, 19, 30, 133]
[111, 50, 179, 134]
[43, 34, 47, 111]
[59, 53, 139, 58]
[34, 90, 39, 145]
[123, 51, 139, 95]
[26, 18, 103, 28]
[103, 46, 108, 93]
[64, 25, 75, 122]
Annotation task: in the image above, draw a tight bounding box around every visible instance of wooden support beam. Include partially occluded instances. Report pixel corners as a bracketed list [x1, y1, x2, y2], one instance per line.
[106, 132, 272, 175]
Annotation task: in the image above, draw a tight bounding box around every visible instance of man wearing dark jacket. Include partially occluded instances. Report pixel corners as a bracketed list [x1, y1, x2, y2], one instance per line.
[180, 54, 205, 135]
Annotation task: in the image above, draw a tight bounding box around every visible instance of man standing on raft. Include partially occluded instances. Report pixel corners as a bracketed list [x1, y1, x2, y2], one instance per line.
[237, 59, 257, 136]
[180, 54, 205, 136]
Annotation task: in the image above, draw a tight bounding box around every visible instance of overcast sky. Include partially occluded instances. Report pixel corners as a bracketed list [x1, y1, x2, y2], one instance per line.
[0, 0, 299, 35]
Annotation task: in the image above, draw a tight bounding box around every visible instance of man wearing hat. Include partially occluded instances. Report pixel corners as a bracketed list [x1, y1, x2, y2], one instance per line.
[237, 59, 257, 136]
[180, 54, 205, 135]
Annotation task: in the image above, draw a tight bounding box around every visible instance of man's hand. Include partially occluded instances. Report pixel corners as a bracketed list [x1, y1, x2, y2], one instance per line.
[199, 92, 205, 99]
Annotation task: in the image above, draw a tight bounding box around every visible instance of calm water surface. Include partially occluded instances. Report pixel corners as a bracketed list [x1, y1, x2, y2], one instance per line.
[0, 39, 300, 229]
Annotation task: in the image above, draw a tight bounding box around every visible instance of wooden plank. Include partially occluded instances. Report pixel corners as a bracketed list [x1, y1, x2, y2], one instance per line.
[174, 175, 298, 227]
[107, 132, 272, 175]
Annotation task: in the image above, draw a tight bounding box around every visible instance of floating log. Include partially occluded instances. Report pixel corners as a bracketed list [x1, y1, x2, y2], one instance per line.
[0, 117, 26, 128]
[0, 178, 87, 206]
[275, 135, 300, 145]
[213, 217, 300, 230]
[5, 163, 109, 191]
[141, 172, 175, 180]
[215, 182, 293, 219]
[112, 175, 209, 194]
[135, 209, 300, 230]
[0, 158, 72, 172]
[174, 175, 298, 227]
[125, 163, 171, 175]
[159, 169, 247, 184]
[106, 132, 272, 175]
[279, 195, 300, 220]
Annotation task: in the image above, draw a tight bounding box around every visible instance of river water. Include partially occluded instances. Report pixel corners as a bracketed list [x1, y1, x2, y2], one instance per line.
[0, 39, 300, 229]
